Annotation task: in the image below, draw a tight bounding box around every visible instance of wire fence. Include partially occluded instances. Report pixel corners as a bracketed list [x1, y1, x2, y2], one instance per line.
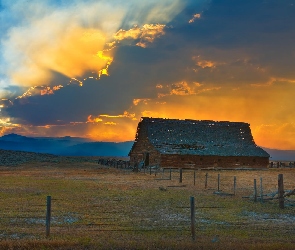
[1, 165, 295, 241]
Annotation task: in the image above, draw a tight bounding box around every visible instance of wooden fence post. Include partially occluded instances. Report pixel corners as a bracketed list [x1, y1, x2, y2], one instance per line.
[179, 168, 183, 183]
[194, 170, 196, 186]
[253, 179, 257, 202]
[278, 174, 284, 209]
[169, 168, 172, 180]
[46, 196, 51, 237]
[217, 174, 220, 191]
[190, 196, 196, 241]
[233, 176, 236, 195]
[260, 177, 263, 203]
[205, 173, 208, 189]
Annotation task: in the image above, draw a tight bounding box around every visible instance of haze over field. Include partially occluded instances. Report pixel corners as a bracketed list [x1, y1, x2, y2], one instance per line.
[1, 0, 295, 150]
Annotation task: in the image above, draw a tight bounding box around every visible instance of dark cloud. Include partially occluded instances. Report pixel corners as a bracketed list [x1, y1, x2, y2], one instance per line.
[182, 0, 295, 78]
[4, 76, 134, 125]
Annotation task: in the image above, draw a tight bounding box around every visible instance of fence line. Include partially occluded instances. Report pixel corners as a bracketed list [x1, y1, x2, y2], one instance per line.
[2, 168, 295, 241]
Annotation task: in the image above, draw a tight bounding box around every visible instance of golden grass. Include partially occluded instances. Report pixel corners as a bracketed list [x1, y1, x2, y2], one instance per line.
[0, 162, 294, 249]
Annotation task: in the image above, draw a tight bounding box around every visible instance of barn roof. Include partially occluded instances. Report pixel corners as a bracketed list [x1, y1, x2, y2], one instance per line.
[136, 117, 269, 157]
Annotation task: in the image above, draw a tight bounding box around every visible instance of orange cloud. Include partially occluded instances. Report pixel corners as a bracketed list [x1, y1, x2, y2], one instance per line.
[12, 26, 112, 87]
[114, 24, 166, 47]
[3, 4, 117, 89]
[196, 60, 215, 68]
[104, 122, 117, 125]
[86, 120, 138, 142]
[253, 123, 295, 150]
[170, 81, 196, 96]
[40, 85, 63, 96]
[133, 99, 150, 106]
[189, 13, 201, 23]
[0, 117, 21, 137]
[87, 115, 103, 123]
[87, 111, 136, 123]
[157, 81, 205, 98]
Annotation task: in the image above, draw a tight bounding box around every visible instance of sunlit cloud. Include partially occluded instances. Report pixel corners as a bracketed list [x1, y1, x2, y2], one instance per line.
[156, 84, 164, 89]
[104, 122, 117, 125]
[40, 85, 63, 96]
[87, 115, 103, 123]
[0, 99, 13, 109]
[189, 13, 201, 23]
[16, 86, 44, 99]
[1, 0, 186, 94]
[2, 0, 184, 86]
[4, 25, 113, 87]
[0, 116, 21, 137]
[0, 118, 14, 126]
[253, 123, 295, 150]
[170, 81, 196, 96]
[156, 81, 212, 98]
[114, 24, 166, 48]
[250, 77, 295, 87]
[196, 60, 216, 68]
[133, 99, 150, 106]
[87, 111, 136, 123]
[192, 56, 217, 69]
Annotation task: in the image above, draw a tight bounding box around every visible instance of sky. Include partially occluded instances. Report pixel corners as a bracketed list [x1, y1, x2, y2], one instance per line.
[1, 0, 295, 150]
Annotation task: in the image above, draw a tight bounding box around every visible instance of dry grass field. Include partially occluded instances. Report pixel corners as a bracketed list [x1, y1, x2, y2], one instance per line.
[0, 159, 295, 249]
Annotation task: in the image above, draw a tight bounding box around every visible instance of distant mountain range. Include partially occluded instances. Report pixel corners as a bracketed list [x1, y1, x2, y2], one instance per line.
[0, 133, 133, 157]
[261, 148, 295, 162]
[0, 133, 294, 160]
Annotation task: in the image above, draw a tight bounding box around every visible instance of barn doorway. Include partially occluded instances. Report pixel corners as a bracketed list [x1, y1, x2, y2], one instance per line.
[144, 153, 150, 167]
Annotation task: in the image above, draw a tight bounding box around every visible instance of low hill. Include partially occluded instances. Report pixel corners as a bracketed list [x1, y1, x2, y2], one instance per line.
[0, 134, 133, 157]
[262, 148, 295, 161]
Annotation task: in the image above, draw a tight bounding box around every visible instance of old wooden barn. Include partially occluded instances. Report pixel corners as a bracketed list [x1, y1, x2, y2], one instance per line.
[129, 117, 270, 169]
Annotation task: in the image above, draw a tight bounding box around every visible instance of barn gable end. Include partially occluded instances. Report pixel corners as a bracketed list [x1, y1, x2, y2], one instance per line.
[129, 117, 270, 169]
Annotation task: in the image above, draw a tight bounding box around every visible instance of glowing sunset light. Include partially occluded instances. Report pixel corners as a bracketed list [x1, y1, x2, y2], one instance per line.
[0, 1, 295, 150]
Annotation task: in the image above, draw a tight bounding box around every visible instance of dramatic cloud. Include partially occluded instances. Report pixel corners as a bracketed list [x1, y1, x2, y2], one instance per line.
[1, 0, 295, 149]
[0, 0, 186, 89]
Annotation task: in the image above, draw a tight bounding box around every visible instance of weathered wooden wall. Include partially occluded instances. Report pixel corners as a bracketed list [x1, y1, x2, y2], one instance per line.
[160, 154, 269, 169]
[129, 142, 161, 167]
